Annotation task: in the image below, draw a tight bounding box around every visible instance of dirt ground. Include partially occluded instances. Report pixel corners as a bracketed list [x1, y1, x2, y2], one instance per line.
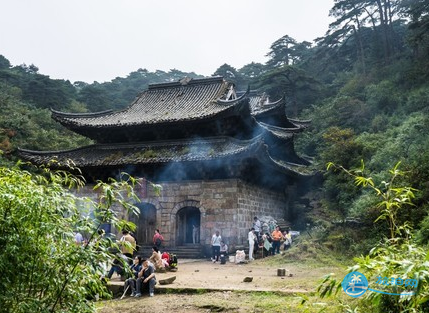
[99, 256, 345, 313]
[153, 258, 327, 293]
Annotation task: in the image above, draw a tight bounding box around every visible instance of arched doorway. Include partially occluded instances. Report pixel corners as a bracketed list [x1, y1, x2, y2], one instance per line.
[131, 202, 157, 245]
[176, 206, 200, 245]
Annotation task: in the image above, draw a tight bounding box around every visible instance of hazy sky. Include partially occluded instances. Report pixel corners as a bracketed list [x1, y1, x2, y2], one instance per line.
[0, 0, 334, 83]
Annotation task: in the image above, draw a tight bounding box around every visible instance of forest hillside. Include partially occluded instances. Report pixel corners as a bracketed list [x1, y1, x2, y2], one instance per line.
[1, 0, 428, 251]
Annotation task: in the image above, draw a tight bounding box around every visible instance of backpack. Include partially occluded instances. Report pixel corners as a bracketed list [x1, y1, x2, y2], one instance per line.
[155, 237, 162, 246]
[168, 253, 178, 268]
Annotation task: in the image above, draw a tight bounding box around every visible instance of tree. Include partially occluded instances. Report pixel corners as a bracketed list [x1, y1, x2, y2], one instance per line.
[398, 0, 429, 59]
[212, 64, 248, 90]
[265, 35, 311, 70]
[319, 0, 404, 72]
[0, 162, 141, 313]
[257, 65, 320, 116]
[0, 55, 11, 70]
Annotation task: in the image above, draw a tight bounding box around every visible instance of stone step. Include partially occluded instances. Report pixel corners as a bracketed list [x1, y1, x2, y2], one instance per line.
[137, 245, 204, 259]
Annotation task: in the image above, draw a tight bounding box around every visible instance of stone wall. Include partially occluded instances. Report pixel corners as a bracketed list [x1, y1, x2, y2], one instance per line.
[75, 178, 289, 251]
[143, 178, 288, 249]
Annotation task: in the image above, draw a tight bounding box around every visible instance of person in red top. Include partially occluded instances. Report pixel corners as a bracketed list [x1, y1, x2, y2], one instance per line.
[153, 229, 164, 250]
[271, 225, 284, 255]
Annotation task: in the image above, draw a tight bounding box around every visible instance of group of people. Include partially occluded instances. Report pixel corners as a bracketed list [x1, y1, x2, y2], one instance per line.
[210, 217, 293, 263]
[248, 217, 293, 260]
[122, 255, 156, 297]
[105, 228, 171, 298]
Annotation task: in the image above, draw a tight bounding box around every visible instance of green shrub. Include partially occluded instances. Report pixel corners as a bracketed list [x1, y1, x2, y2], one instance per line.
[0, 162, 140, 313]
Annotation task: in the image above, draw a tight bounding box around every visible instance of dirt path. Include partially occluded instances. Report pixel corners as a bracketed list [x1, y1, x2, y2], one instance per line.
[100, 257, 345, 313]
[108, 257, 340, 294]
[101, 257, 346, 313]
[153, 258, 328, 293]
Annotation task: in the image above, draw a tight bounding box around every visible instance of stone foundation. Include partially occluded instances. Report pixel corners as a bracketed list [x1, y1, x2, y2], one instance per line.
[77, 178, 290, 253]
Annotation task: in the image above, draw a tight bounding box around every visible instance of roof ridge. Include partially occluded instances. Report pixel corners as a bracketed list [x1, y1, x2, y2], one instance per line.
[148, 76, 224, 90]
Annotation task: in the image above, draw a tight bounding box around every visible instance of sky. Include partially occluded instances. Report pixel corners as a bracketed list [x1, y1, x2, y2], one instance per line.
[0, 0, 334, 84]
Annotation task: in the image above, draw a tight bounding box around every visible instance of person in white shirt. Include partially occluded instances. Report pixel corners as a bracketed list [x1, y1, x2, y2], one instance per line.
[248, 228, 256, 261]
[74, 231, 84, 245]
[211, 231, 222, 263]
[253, 216, 261, 241]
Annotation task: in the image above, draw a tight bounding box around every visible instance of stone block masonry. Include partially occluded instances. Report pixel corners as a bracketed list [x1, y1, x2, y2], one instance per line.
[75, 178, 290, 252]
[142, 178, 288, 249]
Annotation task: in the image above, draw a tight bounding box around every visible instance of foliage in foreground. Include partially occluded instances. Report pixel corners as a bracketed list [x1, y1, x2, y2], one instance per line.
[317, 162, 429, 313]
[0, 163, 140, 313]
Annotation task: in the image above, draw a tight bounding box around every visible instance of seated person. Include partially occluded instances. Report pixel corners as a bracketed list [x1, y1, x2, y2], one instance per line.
[106, 253, 128, 279]
[220, 241, 228, 256]
[149, 246, 164, 271]
[161, 252, 170, 268]
[134, 259, 157, 297]
[123, 256, 143, 296]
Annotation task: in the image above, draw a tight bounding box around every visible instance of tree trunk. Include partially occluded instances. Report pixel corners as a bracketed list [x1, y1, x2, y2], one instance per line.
[375, 0, 391, 63]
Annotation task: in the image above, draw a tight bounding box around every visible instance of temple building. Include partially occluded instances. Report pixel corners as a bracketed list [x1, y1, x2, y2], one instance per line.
[19, 76, 311, 256]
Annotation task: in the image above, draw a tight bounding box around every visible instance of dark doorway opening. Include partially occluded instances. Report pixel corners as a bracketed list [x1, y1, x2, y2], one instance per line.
[176, 206, 200, 245]
[131, 202, 157, 245]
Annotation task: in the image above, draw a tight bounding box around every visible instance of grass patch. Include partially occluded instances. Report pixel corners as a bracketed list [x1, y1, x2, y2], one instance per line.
[261, 233, 353, 269]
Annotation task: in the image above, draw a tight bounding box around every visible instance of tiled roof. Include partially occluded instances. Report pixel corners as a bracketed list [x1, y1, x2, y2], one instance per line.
[52, 77, 249, 128]
[18, 136, 265, 168]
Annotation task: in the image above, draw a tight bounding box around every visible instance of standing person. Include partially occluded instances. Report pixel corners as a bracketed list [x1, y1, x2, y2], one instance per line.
[262, 232, 273, 257]
[211, 230, 222, 263]
[134, 259, 157, 297]
[248, 228, 256, 261]
[120, 229, 136, 263]
[252, 216, 261, 241]
[192, 224, 199, 244]
[153, 229, 164, 250]
[283, 229, 292, 250]
[271, 225, 283, 255]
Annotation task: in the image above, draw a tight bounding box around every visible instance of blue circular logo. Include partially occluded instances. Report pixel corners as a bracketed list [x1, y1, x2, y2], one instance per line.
[341, 271, 368, 298]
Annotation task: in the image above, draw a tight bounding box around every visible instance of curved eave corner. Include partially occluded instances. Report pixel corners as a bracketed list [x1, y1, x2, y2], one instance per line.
[257, 121, 303, 134]
[17, 147, 80, 168]
[216, 85, 249, 106]
[288, 118, 312, 128]
[252, 96, 286, 117]
[51, 108, 114, 119]
[269, 158, 314, 178]
[255, 146, 314, 178]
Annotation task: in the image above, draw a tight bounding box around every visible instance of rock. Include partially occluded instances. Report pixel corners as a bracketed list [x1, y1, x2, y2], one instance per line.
[159, 276, 177, 285]
[243, 277, 253, 282]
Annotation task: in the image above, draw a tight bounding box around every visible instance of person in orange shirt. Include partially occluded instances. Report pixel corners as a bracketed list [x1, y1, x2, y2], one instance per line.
[271, 226, 283, 255]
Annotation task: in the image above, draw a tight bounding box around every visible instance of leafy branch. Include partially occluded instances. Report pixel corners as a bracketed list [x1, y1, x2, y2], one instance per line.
[327, 161, 417, 240]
